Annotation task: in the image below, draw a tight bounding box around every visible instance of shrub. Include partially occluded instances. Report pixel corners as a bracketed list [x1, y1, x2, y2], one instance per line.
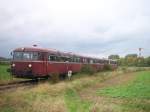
[134, 67, 146, 72]
[103, 64, 112, 71]
[121, 67, 127, 72]
[49, 72, 60, 83]
[80, 64, 96, 75]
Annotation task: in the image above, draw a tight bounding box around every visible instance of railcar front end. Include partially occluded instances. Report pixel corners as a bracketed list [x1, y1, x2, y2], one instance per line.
[10, 48, 47, 79]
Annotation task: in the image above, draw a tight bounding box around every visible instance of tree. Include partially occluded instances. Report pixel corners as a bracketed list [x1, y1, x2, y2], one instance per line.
[124, 54, 137, 66]
[125, 54, 138, 59]
[137, 57, 146, 67]
[146, 56, 150, 66]
[108, 55, 120, 60]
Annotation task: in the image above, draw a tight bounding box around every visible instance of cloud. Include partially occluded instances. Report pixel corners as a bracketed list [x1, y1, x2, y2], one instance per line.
[0, 0, 150, 58]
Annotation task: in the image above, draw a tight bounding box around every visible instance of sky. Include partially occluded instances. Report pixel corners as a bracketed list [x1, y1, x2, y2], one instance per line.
[0, 0, 150, 58]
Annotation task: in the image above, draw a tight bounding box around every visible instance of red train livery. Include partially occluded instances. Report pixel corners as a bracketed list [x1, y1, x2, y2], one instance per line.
[10, 47, 117, 79]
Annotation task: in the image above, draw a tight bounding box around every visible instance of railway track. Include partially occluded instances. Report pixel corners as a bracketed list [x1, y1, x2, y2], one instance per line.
[0, 79, 46, 91]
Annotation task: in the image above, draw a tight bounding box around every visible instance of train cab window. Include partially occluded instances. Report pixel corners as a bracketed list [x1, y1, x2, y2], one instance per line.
[23, 53, 30, 60]
[13, 51, 41, 60]
[13, 52, 22, 60]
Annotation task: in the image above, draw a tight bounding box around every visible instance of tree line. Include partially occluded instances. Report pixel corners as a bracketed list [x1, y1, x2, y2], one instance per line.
[108, 54, 150, 67]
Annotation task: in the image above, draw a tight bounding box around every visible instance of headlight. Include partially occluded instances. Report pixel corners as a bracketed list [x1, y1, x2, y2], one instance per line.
[28, 64, 32, 68]
[12, 63, 15, 67]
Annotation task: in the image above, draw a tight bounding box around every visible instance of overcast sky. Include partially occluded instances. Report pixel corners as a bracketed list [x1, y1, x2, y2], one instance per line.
[0, 0, 150, 58]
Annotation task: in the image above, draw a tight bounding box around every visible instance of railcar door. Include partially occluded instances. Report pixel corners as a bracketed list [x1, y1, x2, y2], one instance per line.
[37, 52, 47, 76]
[42, 52, 48, 75]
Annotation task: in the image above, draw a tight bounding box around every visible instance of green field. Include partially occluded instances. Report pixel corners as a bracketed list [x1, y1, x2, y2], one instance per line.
[65, 88, 91, 112]
[97, 71, 150, 99]
[97, 71, 150, 111]
[0, 65, 12, 83]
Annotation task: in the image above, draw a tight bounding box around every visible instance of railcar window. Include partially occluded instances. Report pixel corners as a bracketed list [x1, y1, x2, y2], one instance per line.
[104, 60, 108, 64]
[111, 61, 117, 64]
[110, 61, 112, 64]
[94, 59, 98, 63]
[60, 57, 69, 62]
[48, 55, 57, 61]
[90, 59, 93, 64]
[38, 53, 44, 60]
[99, 60, 103, 64]
[76, 57, 80, 62]
[74, 57, 77, 62]
[83, 58, 87, 63]
[93, 59, 97, 63]
[72, 57, 77, 62]
[71, 57, 74, 62]
[70, 57, 80, 63]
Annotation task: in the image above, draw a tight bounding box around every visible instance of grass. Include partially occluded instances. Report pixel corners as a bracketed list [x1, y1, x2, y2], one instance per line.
[96, 71, 150, 112]
[0, 65, 12, 82]
[0, 67, 150, 112]
[0, 64, 26, 84]
[121, 99, 150, 112]
[0, 83, 67, 112]
[0, 106, 15, 112]
[0, 71, 114, 112]
[65, 88, 91, 112]
[97, 71, 150, 99]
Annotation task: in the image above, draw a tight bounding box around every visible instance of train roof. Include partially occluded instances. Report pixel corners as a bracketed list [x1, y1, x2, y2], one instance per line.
[13, 47, 83, 57]
[14, 47, 52, 52]
[13, 47, 116, 61]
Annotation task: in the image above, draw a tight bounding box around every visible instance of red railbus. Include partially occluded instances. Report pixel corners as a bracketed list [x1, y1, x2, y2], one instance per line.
[10, 47, 117, 79]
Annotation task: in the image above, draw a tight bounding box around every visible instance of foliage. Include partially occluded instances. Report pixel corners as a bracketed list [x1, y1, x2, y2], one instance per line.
[145, 56, 150, 66]
[103, 64, 112, 71]
[125, 54, 138, 58]
[80, 64, 96, 75]
[118, 54, 150, 67]
[97, 71, 150, 99]
[49, 72, 60, 83]
[108, 54, 120, 60]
